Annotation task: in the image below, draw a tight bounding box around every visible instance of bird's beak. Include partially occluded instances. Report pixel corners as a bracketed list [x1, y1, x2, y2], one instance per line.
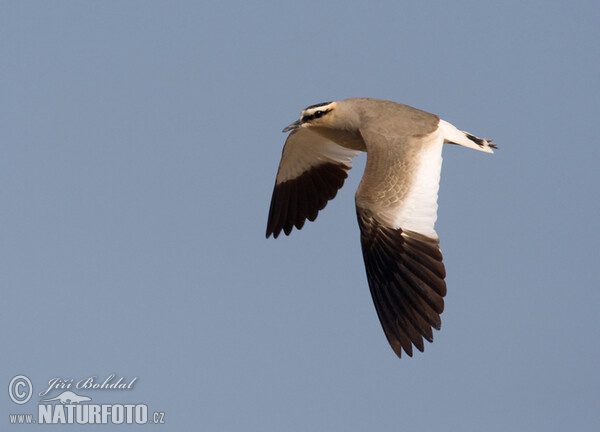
[282, 119, 302, 133]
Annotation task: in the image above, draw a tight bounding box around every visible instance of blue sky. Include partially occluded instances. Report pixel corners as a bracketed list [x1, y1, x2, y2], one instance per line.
[2, 1, 599, 430]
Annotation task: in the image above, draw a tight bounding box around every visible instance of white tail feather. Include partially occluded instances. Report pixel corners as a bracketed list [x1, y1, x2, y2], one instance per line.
[439, 119, 495, 153]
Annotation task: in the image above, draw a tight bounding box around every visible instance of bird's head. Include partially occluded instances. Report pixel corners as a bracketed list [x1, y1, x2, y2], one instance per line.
[282, 101, 338, 133]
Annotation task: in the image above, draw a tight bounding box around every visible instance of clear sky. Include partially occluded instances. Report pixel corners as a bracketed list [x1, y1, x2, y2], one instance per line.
[2, 1, 599, 430]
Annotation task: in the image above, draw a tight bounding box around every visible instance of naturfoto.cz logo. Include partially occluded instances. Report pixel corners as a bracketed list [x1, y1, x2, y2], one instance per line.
[8, 374, 166, 426]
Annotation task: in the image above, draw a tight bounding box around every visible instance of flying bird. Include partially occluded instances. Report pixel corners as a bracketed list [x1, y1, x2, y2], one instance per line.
[266, 98, 495, 358]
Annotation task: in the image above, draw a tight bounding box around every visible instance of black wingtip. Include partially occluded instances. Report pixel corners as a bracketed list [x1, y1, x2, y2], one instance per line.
[357, 209, 446, 359]
[265, 163, 350, 241]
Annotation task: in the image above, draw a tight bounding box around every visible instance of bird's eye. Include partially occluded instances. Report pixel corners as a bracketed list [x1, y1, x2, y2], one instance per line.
[314, 111, 323, 119]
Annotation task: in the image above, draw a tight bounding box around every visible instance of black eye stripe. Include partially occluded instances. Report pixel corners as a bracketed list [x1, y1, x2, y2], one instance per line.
[302, 108, 331, 123]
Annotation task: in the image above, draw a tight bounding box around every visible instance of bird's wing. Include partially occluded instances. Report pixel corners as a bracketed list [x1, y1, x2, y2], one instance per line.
[355, 127, 446, 358]
[266, 128, 361, 238]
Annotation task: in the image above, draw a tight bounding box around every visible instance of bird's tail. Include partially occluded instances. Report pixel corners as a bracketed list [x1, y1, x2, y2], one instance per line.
[439, 120, 496, 153]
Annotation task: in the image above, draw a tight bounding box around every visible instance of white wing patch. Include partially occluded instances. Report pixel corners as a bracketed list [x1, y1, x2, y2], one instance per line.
[389, 130, 443, 238]
[276, 128, 361, 184]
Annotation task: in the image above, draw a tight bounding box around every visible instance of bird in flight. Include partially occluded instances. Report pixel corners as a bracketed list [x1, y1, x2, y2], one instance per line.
[266, 98, 495, 358]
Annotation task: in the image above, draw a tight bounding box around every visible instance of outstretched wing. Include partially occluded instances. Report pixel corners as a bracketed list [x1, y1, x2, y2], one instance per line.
[356, 127, 446, 358]
[357, 210, 446, 358]
[266, 128, 361, 238]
